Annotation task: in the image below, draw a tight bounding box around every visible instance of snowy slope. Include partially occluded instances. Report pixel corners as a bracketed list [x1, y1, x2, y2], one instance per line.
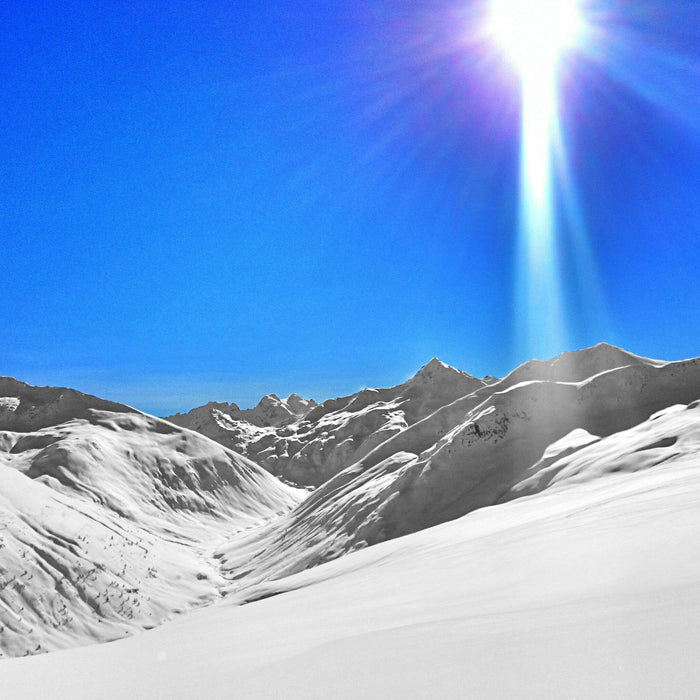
[0, 381, 303, 657]
[2, 442, 700, 699]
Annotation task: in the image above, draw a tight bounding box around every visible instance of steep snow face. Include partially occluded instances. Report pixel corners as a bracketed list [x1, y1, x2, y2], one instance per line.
[166, 359, 485, 486]
[214, 350, 700, 585]
[0, 383, 303, 657]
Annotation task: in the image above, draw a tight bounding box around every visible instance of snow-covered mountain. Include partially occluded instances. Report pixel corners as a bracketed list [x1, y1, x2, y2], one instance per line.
[0, 380, 302, 657]
[164, 345, 672, 499]
[213, 344, 700, 585]
[2, 342, 700, 694]
[167, 392, 317, 432]
[5, 395, 700, 699]
[165, 358, 486, 486]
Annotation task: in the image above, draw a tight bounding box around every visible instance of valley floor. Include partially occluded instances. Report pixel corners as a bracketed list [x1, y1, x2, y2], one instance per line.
[2, 455, 700, 699]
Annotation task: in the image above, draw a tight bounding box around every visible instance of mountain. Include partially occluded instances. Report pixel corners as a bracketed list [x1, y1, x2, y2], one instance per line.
[0, 379, 302, 657]
[167, 392, 317, 431]
[4, 404, 700, 698]
[165, 358, 485, 486]
[3, 342, 700, 672]
[0, 376, 139, 432]
[213, 344, 700, 585]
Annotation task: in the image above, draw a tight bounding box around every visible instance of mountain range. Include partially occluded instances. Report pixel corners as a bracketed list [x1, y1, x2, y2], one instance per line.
[1, 343, 700, 698]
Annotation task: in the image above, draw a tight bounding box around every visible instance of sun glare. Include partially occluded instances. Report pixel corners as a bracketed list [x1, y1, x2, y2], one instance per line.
[490, 0, 584, 75]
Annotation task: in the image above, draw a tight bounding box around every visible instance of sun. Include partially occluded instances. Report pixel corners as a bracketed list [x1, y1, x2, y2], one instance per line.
[489, 0, 584, 76]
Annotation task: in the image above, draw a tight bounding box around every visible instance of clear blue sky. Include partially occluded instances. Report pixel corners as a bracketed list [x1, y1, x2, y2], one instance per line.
[2, 1, 699, 415]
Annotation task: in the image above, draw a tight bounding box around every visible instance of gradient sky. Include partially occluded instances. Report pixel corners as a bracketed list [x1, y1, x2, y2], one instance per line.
[2, 0, 700, 415]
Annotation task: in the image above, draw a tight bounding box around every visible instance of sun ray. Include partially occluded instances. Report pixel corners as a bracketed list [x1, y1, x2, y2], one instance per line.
[488, 0, 590, 359]
[515, 63, 567, 358]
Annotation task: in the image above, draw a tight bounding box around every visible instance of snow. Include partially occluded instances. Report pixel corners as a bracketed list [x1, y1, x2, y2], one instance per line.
[2, 451, 700, 698]
[209, 351, 700, 588]
[2, 344, 700, 698]
[0, 397, 20, 412]
[0, 388, 303, 656]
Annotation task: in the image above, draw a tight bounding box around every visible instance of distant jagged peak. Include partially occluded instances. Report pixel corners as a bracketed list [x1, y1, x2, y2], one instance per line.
[200, 400, 241, 413]
[245, 392, 318, 427]
[245, 394, 295, 428]
[286, 393, 318, 414]
[260, 392, 317, 409]
[166, 391, 318, 430]
[166, 401, 241, 428]
[206, 399, 240, 409]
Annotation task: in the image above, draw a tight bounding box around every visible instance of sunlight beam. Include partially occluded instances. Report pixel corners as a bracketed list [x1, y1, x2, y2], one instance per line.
[516, 64, 566, 358]
[488, 0, 585, 358]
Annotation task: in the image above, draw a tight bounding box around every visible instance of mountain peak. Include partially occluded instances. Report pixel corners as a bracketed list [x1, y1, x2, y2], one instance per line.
[425, 357, 449, 370]
[500, 342, 661, 390]
[411, 358, 476, 383]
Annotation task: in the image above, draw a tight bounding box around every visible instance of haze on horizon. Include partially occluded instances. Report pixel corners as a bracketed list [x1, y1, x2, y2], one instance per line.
[2, 1, 700, 415]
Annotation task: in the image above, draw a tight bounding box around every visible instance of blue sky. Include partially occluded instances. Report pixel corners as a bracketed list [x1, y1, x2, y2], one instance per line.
[2, 0, 699, 415]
